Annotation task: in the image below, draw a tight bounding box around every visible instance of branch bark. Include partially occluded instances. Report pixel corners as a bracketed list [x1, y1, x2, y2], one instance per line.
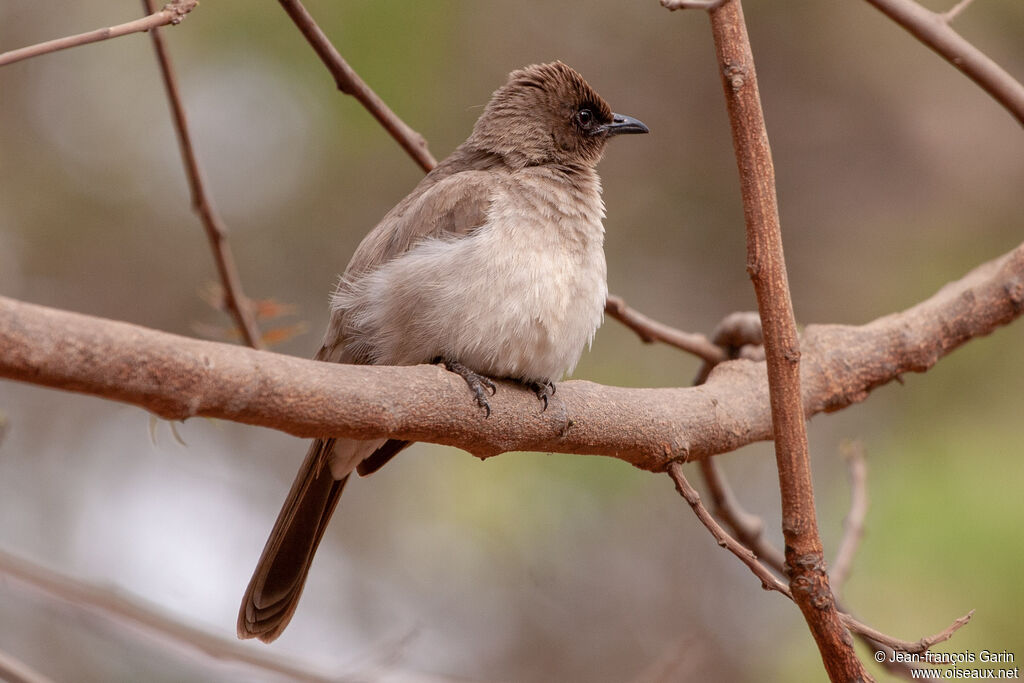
[705, 1, 865, 678]
[1, 239, 1021, 469]
[0, 0, 198, 68]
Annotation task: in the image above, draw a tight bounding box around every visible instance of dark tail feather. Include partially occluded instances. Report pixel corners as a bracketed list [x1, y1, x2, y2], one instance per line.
[356, 439, 411, 476]
[237, 438, 347, 642]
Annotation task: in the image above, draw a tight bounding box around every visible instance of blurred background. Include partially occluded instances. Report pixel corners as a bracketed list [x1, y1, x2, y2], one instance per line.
[1, 1, 1022, 680]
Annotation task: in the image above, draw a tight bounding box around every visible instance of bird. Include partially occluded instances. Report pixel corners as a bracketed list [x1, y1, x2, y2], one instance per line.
[237, 61, 648, 642]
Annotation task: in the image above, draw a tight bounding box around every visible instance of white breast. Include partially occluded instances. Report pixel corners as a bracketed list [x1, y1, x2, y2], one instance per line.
[337, 169, 608, 383]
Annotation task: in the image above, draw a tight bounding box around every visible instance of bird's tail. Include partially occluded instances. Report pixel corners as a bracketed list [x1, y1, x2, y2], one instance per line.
[237, 437, 348, 642]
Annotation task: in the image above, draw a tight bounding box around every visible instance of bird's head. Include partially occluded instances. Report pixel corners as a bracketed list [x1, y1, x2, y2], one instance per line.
[470, 61, 648, 169]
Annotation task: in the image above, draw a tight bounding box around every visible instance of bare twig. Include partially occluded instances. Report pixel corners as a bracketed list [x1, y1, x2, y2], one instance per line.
[831, 441, 869, 593]
[0, 649, 55, 683]
[605, 294, 725, 363]
[865, 0, 1024, 126]
[668, 464, 972, 669]
[661, 0, 727, 10]
[141, 0, 264, 350]
[941, 0, 977, 23]
[668, 463, 792, 595]
[839, 610, 974, 655]
[276, 0, 436, 172]
[699, 1, 864, 678]
[0, 548, 338, 682]
[698, 459, 787, 571]
[0, 0, 198, 68]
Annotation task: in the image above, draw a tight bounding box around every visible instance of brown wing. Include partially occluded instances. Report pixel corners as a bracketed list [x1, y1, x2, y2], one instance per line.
[317, 156, 503, 364]
[345, 167, 500, 277]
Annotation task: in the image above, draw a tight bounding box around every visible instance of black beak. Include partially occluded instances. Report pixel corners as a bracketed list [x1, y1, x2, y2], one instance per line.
[602, 112, 649, 137]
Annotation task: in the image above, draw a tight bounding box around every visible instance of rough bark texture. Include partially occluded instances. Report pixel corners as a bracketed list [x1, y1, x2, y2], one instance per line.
[1, 240, 1020, 471]
[707, 1, 866, 678]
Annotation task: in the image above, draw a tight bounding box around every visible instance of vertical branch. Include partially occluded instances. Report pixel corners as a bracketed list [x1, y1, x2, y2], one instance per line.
[141, 0, 264, 349]
[704, 1, 866, 679]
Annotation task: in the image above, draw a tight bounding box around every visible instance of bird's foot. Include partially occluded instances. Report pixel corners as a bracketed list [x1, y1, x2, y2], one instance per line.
[524, 379, 556, 411]
[438, 358, 497, 417]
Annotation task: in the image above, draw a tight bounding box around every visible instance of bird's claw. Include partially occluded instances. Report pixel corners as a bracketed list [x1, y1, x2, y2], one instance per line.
[526, 379, 556, 412]
[439, 358, 497, 417]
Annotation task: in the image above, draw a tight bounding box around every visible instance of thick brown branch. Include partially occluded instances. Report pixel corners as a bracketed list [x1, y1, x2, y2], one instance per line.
[1, 240, 1021, 468]
[605, 294, 725, 363]
[141, 0, 264, 350]
[276, 0, 437, 172]
[865, 0, 1024, 126]
[0, 0, 198, 68]
[704, 1, 863, 678]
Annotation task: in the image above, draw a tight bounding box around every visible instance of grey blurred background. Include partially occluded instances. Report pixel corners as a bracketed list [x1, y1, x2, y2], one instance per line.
[1, 1, 1022, 681]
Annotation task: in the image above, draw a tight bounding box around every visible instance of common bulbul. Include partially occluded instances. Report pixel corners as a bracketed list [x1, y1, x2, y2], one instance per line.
[238, 61, 648, 641]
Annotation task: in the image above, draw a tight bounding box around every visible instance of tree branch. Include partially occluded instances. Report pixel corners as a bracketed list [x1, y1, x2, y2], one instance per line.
[1, 239, 1020, 468]
[839, 610, 974, 655]
[276, 0, 437, 172]
[604, 294, 725, 363]
[830, 441, 869, 594]
[141, 0, 264, 350]
[864, 0, 1024, 126]
[703, 1, 864, 678]
[0, 548, 340, 682]
[0, 648, 54, 683]
[698, 458, 786, 570]
[0, 0, 198, 68]
[667, 464, 973, 665]
[668, 463, 791, 595]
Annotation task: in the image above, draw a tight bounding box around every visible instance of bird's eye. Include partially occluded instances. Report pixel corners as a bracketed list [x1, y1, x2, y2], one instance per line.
[576, 108, 594, 126]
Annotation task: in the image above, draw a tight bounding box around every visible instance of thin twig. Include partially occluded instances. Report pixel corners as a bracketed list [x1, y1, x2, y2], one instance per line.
[668, 463, 792, 595]
[699, 1, 864, 678]
[0, 0, 198, 68]
[698, 459, 787, 571]
[0, 548, 337, 682]
[668, 464, 973, 667]
[141, 0, 264, 349]
[942, 0, 976, 23]
[661, 0, 727, 10]
[605, 294, 725, 364]
[840, 610, 974, 655]
[865, 0, 1024, 126]
[0, 648, 55, 683]
[830, 441, 869, 593]
[276, 0, 437, 172]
